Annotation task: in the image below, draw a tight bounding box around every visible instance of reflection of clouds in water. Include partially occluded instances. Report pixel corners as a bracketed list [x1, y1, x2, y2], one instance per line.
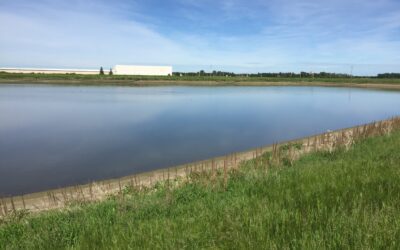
[2, 85, 400, 195]
[2, 85, 400, 134]
[0, 86, 188, 132]
[310, 88, 400, 117]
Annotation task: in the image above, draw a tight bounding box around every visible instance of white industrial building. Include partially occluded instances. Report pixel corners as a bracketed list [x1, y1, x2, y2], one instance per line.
[0, 67, 99, 75]
[112, 65, 172, 76]
[0, 65, 173, 76]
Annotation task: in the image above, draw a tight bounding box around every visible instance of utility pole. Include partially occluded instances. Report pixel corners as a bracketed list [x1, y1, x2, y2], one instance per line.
[350, 65, 354, 78]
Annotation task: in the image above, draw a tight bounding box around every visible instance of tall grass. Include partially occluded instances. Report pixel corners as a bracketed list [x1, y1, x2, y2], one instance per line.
[1, 128, 400, 248]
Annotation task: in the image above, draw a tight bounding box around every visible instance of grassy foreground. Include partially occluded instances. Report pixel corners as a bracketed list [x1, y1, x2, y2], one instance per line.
[1, 130, 400, 249]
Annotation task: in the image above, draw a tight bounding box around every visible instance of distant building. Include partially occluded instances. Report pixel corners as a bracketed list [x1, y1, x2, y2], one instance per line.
[112, 65, 172, 76]
[0, 67, 99, 75]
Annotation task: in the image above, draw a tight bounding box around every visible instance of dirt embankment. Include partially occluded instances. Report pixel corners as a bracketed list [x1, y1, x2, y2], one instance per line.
[1, 117, 399, 217]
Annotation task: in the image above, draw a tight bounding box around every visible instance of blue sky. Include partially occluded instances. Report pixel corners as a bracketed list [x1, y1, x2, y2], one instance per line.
[1, 0, 400, 75]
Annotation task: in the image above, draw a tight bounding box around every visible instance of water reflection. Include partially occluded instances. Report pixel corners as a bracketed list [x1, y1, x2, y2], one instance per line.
[1, 85, 400, 195]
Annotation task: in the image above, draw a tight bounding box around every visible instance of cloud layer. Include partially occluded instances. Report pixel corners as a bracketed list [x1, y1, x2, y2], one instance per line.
[1, 0, 400, 75]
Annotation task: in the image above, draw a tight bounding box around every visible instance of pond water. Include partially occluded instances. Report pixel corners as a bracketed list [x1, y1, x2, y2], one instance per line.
[1, 84, 400, 196]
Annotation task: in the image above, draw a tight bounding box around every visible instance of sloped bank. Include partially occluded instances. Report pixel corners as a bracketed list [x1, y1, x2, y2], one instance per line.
[1, 117, 399, 217]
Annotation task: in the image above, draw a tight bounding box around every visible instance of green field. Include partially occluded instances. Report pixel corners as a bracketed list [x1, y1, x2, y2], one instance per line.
[1, 128, 400, 249]
[1, 72, 400, 86]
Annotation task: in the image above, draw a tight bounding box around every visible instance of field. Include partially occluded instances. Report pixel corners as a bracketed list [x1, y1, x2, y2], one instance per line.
[1, 72, 400, 87]
[1, 124, 400, 248]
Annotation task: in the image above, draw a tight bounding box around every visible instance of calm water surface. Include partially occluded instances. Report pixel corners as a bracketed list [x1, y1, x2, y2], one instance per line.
[1, 84, 400, 195]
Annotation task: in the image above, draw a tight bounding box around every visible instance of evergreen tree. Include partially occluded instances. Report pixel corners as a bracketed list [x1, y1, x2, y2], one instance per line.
[100, 67, 104, 75]
[109, 68, 113, 75]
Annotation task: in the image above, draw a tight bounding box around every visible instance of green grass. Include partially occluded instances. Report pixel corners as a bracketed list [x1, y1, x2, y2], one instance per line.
[1, 72, 400, 86]
[1, 130, 400, 249]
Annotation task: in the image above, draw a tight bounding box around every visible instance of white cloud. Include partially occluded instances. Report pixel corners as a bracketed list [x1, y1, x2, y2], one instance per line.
[0, 1, 188, 68]
[0, 0, 400, 74]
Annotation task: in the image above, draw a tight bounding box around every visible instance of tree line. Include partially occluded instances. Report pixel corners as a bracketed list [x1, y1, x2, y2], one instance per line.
[377, 73, 400, 78]
[172, 71, 353, 78]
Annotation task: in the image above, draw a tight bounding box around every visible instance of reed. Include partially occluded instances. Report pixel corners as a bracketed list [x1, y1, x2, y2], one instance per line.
[21, 196, 26, 210]
[0, 199, 5, 217]
[10, 198, 16, 214]
[223, 159, 227, 190]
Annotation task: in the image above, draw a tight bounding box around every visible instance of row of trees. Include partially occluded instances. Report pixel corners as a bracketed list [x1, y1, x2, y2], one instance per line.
[377, 73, 400, 78]
[173, 71, 353, 78]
